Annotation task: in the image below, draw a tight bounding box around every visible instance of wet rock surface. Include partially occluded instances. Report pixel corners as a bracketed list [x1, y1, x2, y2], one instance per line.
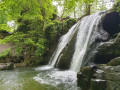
[0, 62, 14, 70]
[77, 65, 99, 90]
[95, 33, 120, 64]
[107, 57, 120, 66]
[90, 79, 106, 90]
[102, 11, 120, 36]
[77, 65, 120, 90]
[99, 65, 120, 90]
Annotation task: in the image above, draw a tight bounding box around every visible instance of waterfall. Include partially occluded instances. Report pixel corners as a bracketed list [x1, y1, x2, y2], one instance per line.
[70, 13, 102, 72]
[49, 12, 107, 72]
[49, 23, 78, 67]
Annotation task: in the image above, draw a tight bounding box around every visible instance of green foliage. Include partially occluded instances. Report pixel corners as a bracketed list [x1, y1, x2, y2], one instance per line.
[45, 20, 62, 44]
[65, 18, 77, 30]
[2, 30, 46, 57]
[45, 18, 77, 44]
[0, 48, 11, 59]
[0, 0, 55, 32]
[55, 0, 107, 18]
[114, 0, 120, 13]
[0, 0, 78, 66]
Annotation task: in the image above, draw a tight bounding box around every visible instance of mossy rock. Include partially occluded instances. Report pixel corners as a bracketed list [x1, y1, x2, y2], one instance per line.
[95, 33, 120, 64]
[0, 62, 14, 70]
[6, 62, 14, 70]
[77, 72, 90, 90]
[90, 79, 106, 90]
[77, 66, 97, 90]
[56, 29, 78, 69]
[107, 57, 120, 66]
[81, 66, 95, 77]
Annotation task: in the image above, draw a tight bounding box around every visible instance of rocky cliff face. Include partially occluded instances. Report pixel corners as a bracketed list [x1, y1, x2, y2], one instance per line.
[77, 9, 120, 90]
[95, 33, 120, 64]
[77, 64, 120, 90]
[100, 65, 120, 90]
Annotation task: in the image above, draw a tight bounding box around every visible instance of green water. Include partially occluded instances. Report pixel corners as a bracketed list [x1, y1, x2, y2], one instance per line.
[0, 66, 79, 90]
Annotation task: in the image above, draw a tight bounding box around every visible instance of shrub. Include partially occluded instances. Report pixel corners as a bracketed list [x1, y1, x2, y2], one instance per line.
[0, 48, 11, 60]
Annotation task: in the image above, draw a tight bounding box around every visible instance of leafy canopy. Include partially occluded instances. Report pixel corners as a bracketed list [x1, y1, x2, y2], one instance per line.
[0, 0, 55, 31]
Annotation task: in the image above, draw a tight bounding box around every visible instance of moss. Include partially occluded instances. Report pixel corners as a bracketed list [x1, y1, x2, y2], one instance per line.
[90, 79, 106, 90]
[56, 28, 78, 69]
[77, 66, 96, 90]
[77, 73, 90, 90]
[6, 62, 14, 70]
[81, 66, 94, 77]
[107, 57, 120, 66]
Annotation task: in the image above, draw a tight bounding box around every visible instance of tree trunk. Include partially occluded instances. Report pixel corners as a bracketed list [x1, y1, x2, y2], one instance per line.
[61, 9, 65, 20]
[74, 7, 76, 18]
[86, 4, 91, 15]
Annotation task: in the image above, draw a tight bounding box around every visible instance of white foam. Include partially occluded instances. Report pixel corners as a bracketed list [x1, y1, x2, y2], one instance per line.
[35, 65, 53, 71]
[33, 69, 77, 87]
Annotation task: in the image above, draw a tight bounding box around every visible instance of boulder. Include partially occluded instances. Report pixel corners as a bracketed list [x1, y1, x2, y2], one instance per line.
[0, 62, 14, 70]
[6, 62, 14, 70]
[107, 57, 120, 66]
[77, 72, 90, 90]
[94, 33, 120, 64]
[90, 79, 106, 90]
[0, 64, 7, 70]
[102, 11, 120, 36]
[77, 64, 120, 90]
[14, 62, 26, 67]
[94, 69, 104, 79]
[77, 65, 97, 90]
[99, 65, 120, 90]
[56, 30, 77, 69]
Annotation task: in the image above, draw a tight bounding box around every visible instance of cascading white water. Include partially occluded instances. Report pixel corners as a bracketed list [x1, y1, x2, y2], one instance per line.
[49, 23, 78, 67]
[70, 13, 102, 72]
[32, 12, 109, 90]
[49, 12, 104, 72]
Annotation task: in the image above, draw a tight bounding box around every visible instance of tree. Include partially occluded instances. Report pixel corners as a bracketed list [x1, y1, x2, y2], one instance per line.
[114, 0, 120, 12]
[0, 0, 55, 32]
[54, 0, 107, 18]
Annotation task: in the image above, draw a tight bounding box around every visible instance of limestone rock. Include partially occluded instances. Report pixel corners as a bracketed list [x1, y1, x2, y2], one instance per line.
[99, 65, 120, 90]
[0, 62, 14, 70]
[90, 79, 106, 90]
[107, 57, 120, 66]
[95, 33, 120, 64]
[77, 65, 97, 90]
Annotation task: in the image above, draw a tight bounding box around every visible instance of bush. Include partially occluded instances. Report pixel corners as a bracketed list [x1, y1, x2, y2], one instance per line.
[45, 20, 62, 44]
[0, 48, 11, 60]
[2, 30, 46, 65]
[45, 18, 77, 46]
[65, 18, 77, 30]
